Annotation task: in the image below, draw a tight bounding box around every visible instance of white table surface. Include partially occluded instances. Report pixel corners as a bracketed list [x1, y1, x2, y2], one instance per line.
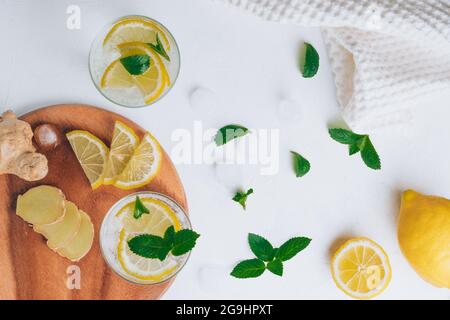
[1, 0, 449, 300]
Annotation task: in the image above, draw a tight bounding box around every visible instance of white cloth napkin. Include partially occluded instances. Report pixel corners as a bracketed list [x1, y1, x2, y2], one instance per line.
[216, 0, 450, 131]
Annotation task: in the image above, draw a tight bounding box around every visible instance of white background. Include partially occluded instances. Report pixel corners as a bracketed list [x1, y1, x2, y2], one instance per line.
[1, 0, 449, 300]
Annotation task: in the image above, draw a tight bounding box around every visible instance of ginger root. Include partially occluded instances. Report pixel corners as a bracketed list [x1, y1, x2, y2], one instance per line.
[0, 110, 48, 181]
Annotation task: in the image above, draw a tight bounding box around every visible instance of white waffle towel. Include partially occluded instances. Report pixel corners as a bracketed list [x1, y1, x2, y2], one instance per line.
[217, 0, 450, 131]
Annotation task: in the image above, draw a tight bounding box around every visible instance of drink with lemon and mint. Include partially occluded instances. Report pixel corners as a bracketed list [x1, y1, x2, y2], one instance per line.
[89, 15, 180, 108]
[100, 192, 193, 284]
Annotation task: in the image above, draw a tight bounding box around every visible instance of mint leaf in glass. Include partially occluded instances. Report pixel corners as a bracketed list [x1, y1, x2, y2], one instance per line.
[214, 124, 249, 146]
[291, 151, 311, 177]
[230, 259, 266, 279]
[133, 196, 150, 219]
[248, 233, 275, 262]
[171, 229, 200, 256]
[275, 237, 311, 262]
[147, 33, 170, 61]
[300, 43, 319, 78]
[127, 234, 169, 259]
[120, 54, 150, 75]
[232, 188, 254, 210]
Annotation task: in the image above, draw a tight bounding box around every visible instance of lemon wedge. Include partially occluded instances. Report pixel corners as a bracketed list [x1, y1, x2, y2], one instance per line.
[103, 121, 139, 185]
[103, 18, 170, 52]
[331, 238, 392, 299]
[114, 132, 162, 190]
[101, 42, 168, 104]
[66, 130, 109, 190]
[116, 197, 181, 235]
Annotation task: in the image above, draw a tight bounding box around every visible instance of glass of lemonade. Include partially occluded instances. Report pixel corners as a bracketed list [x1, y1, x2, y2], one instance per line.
[100, 192, 191, 285]
[89, 15, 180, 107]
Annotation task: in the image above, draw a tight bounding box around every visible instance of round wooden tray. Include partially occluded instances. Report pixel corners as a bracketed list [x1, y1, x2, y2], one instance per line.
[0, 104, 187, 299]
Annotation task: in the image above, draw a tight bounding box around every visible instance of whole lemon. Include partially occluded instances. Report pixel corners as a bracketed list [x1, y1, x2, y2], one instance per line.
[398, 190, 450, 288]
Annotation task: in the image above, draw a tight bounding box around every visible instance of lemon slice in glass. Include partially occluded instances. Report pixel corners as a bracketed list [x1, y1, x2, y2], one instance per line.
[117, 198, 182, 281]
[103, 121, 139, 185]
[103, 17, 170, 52]
[114, 132, 162, 190]
[116, 197, 181, 235]
[101, 42, 168, 104]
[66, 130, 109, 190]
[117, 229, 178, 281]
[331, 238, 392, 299]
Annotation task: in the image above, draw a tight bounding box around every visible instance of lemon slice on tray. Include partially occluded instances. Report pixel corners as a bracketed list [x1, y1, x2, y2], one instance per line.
[114, 132, 162, 190]
[103, 121, 139, 185]
[66, 130, 109, 190]
[101, 42, 168, 104]
[103, 17, 170, 52]
[331, 238, 392, 299]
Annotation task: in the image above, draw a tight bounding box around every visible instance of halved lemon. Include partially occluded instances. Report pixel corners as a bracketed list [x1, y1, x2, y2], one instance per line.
[118, 229, 178, 282]
[116, 197, 181, 235]
[103, 121, 139, 185]
[66, 130, 109, 190]
[101, 42, 168, 104]
[103, 18, 170, 52]
[114, 132, 162, 190]
[331, 238, 392, 299]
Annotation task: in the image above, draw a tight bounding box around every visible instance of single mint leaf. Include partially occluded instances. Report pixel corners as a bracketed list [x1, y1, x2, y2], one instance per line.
[232, 188, 254, 210]
[291, 151, 311, 177]
[328, 128, 365, 145]
[266, 259, 283, 276]
[214, 125, 249, 146]
[360, 137, 381, 170]
[300, 43, 319, 78]
[248, 233, 275, 262]
[147, 33, 170, 61]
[275, 237, 311, 261]
[133, 196, 150, 219]
[127, 234, 170, 260]
[164, 225, 175, 247]
[348, 143, 360, 156]
[230, 259, 266, 279]
[120, 54, 150, 75]
[171, 229, 200, 256]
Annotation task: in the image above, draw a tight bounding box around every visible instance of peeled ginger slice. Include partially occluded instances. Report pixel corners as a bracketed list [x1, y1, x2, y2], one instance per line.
[34, 201, 81, 250]
[56, 210, 94, 261]
[16, 185, 65, 225]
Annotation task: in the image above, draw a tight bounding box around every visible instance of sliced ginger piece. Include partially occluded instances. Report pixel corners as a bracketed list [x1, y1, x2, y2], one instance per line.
[34, 201, 81, 250]
[16, 185, 65, 225]
[56, 210, 94, 261]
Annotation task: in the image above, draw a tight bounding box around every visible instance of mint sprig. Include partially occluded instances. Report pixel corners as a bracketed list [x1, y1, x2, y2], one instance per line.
[214, 124, 249, 146]
[291, 151, 311, 177]
[232, 188, 253, 210]
[231, 233, 311, 279]
[128, 226, 200, 261]
[147, 33, 170, 61]
[133, 196, 150, 219]
[300, 43, 319, 78]
[329, 128, 381, 170]
[120, 54, 150, 75]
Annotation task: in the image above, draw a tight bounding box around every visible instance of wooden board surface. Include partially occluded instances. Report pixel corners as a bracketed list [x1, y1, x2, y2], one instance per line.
[0, 104, 187, 300]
